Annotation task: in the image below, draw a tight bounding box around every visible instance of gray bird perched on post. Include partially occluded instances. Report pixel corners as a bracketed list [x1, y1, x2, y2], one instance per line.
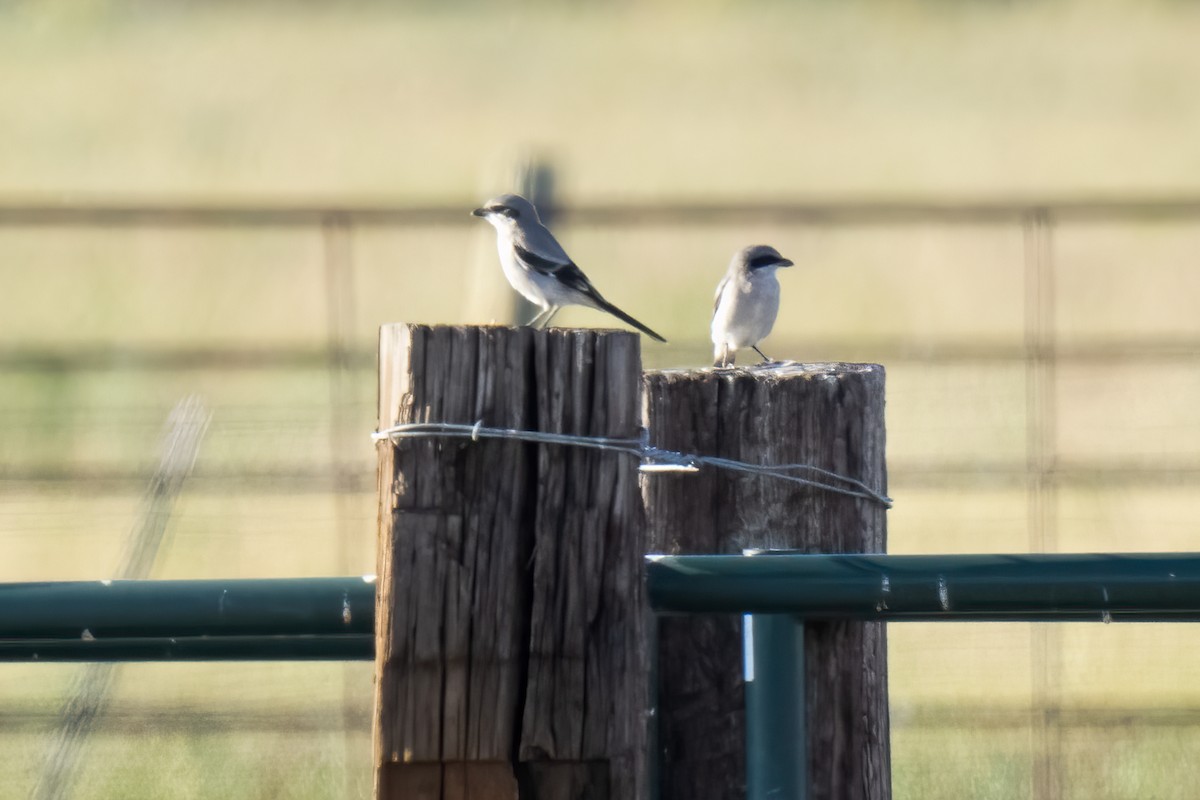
[472, 193, 667, 342]
[711, 244, 794, 367]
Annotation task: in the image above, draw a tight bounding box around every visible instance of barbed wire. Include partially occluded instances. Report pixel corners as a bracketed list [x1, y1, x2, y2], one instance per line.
[372, 421, 892, 508]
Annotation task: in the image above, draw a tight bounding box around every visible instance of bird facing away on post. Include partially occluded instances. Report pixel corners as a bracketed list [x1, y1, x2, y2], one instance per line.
[472, 193, 667, 342]
[711, 244, 794, 367]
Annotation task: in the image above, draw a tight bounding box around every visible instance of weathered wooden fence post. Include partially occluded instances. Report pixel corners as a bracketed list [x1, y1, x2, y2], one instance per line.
[643, 363, 891, 800]
[374, 323, 647, 800]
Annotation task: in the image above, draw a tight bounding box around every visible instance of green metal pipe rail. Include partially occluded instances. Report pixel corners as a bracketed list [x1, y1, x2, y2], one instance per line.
[645, 551, 1200, 621]
[6, 553, 1200, 799]
[0, 577, 375, 661]
[653, 551, 1200, 800]
[4, 553, 1200, 661]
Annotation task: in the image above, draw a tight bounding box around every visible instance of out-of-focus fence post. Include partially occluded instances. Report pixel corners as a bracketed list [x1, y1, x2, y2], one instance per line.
[373, 323, 647, 800]
[1023, 209, 1063, 800]
[510, 157, 556, 325]
[466, 156, 555, 326]
[642, 363, 891, 800]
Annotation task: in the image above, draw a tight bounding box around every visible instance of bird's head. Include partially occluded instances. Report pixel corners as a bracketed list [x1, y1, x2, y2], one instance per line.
[472, 193, 540, 231]
[735, 244, 793, 273]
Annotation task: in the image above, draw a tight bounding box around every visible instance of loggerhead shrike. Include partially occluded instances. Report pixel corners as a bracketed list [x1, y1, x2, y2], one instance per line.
[472, 193, 666, 342]
[711, 244, 793, 367]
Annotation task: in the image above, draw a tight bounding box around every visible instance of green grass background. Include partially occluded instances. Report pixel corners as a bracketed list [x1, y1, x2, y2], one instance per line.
[4, 1, 1200, 797]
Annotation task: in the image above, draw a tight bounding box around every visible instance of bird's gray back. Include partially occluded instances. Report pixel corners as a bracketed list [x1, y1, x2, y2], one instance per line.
[511, 216, 574, 266]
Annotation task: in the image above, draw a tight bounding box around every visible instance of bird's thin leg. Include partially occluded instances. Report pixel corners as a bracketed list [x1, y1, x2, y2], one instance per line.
[525, 306, 553, 328]
[752, 345, 773, 364]
[539, 306, 562, 329]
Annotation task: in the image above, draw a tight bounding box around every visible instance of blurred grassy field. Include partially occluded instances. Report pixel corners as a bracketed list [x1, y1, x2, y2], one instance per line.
[3, 0, 1200, 199]
[4, 1, 1200, 798]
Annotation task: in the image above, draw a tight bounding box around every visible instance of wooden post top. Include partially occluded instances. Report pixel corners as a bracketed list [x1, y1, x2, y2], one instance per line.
[649, 361, 885, 380]
[654, 361, 883, 372]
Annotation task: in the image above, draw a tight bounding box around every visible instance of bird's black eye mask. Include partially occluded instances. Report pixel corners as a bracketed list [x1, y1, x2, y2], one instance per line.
[490, 206, 520, 219]
[748, 254, 781, 269]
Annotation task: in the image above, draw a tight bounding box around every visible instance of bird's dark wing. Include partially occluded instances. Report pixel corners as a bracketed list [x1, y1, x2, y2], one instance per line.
[514, 242, 600, 298]
[514, 242, 667, 342]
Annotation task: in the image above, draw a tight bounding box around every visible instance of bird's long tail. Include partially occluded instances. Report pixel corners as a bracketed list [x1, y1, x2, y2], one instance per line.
[593, 296, 667, 342]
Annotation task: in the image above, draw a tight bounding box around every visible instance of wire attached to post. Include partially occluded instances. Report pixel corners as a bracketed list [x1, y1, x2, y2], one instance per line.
[372, 421, 892, 508]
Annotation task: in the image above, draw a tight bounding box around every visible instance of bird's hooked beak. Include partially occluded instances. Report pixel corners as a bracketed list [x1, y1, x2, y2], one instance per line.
[471, 207, 488, 217]
[776, 257, 794, 268]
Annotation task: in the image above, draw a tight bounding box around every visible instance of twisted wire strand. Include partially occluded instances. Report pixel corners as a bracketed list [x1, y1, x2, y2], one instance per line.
[374, 422, 892, 508]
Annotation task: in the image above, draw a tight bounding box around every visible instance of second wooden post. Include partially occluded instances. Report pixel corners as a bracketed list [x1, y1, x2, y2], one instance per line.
[374, 324, 647, 800]
[643, 363, 891, 800]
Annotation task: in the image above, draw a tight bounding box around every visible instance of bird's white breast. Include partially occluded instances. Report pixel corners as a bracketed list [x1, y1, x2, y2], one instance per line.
[711, 270, 781, 349]
[493, 231, 551, 308]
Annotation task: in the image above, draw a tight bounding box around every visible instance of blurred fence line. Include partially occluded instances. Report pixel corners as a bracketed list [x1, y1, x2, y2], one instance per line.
[4, 193, 1200, 523]
[3, 194, 1200, 492]
[6, 194, 1200, 226]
